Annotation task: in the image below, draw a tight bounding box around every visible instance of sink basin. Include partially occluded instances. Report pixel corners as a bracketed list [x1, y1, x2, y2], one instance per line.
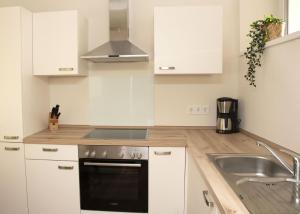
[207, 154, 300, 214]
[210, 154, 292, 177]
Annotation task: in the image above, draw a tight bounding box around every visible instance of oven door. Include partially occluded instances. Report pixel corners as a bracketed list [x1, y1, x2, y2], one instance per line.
[79, 158, 148, 213]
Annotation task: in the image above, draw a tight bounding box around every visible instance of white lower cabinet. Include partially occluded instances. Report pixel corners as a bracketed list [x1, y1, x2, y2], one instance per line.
[187, 152, 220, 214]
[0, 143, 28, 214]
[26, 158, 80, 214]
[149, 147, 185, 214]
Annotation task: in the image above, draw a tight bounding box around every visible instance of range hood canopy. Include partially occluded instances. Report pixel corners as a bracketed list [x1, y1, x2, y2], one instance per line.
[81, 0, 149, 63]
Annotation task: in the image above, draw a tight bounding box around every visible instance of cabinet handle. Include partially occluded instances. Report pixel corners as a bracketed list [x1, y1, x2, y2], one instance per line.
[154, 151, 172, 156]
[159, 66, 175, 70]
[58, 166, 74, 170]
[203, 191, 214, 207]
[58, 67, 74, 71]
[5, 147, 20, 151]
[42, 148, 58, 152]
[4, 136, 19, 140]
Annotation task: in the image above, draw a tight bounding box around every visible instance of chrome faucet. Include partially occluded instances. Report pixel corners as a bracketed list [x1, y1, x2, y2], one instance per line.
[256, 141, 300, 182]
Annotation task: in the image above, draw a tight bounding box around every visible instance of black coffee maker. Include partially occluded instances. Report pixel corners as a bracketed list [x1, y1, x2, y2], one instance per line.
[216, 97, 239, 134]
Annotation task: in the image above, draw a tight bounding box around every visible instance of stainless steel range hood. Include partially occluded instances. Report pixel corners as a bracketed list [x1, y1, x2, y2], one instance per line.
[81, 0, 149, 63]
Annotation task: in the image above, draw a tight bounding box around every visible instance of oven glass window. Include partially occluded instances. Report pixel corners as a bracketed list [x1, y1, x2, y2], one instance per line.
[79, 159, 148, 213]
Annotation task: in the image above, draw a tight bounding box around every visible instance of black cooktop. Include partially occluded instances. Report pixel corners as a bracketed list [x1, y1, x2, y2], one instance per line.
[84, 128, 148, 140]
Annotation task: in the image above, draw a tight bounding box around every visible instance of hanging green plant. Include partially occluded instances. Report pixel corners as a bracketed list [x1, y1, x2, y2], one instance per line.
[244, 15, 283, 87]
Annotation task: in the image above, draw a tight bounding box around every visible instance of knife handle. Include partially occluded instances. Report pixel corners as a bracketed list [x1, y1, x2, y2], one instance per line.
[50, 107, 55, 118]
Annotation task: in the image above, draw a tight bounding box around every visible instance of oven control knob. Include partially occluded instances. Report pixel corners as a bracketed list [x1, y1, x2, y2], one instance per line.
[84, 150, 90, 157]
[130, 153, 136, 159]
[90, 150, 96, 158]
[102, 151, 108, 158]
[119, 152, 125, 158]
[137, 153, 142, 159]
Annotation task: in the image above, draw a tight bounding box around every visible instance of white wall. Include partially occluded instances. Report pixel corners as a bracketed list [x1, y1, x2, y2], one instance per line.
[48, 77, 89, 125]
[239, 0, 300, 153]
[0, 0, 240, 126]
[239, 38, 300, 153]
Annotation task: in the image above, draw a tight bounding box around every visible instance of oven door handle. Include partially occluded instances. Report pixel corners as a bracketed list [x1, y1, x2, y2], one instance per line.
[83, 162, 142, 168]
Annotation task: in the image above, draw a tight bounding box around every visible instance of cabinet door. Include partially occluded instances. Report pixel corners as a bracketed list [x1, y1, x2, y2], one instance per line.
[0, 7, 23, 142]
[187, 152, 219, 214]
[26, 160, 80, 214]
[0, 143, 28, 214]
[149, 147, 185, 214]
[154, 6, 222, 75]
[33, 11, 79, 76]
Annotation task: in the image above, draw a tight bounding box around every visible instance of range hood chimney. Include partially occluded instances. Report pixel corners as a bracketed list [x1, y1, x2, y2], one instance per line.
[81, 0, 149, 63]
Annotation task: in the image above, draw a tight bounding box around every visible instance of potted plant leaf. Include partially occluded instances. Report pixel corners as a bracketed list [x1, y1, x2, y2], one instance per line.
[244, 15, 283, 87]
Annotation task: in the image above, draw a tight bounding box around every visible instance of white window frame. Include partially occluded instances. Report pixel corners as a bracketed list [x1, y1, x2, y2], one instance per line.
[284, 0, 289, 35]
[285, 0, 300, 34]
[263, 0, 300, 49]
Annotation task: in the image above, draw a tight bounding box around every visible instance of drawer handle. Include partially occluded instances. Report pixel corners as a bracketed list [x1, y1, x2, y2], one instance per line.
[58, 166, 74, 170]
[42, 148, 58, 152]
[203, 190, 214, 207]
[4, 136, 19, 140]
[58, 67, 74, 71]
[154, 151, 172, 156]
[5, 147, 20, 151]
[159, 66, 175, 70]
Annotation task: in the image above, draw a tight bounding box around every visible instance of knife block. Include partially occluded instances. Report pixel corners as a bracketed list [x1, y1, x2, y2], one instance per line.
[48, 113, 59, 131]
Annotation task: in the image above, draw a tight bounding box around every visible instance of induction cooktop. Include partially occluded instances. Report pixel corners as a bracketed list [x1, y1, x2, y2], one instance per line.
[84, 128, 148, 140]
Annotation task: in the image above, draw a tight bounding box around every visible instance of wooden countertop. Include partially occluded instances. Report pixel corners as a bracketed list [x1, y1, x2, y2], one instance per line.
[186, 129, 259, 214]
[186, 129, 293, 214]
[24, 126, 290, 214]
[24, 126, 188, 147]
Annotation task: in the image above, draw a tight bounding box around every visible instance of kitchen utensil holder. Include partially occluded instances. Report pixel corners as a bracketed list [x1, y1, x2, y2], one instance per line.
[48, 113, 59, 131]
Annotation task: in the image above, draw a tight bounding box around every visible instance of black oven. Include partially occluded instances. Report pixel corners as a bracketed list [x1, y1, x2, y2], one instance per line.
[79, 146, 148, 213]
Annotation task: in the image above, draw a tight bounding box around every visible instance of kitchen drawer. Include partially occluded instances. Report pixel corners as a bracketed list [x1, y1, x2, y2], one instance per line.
[25, 144, 78, 161]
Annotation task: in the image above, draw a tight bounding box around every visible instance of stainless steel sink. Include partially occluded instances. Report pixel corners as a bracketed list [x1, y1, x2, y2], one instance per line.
[212, 154, 291, 177]
[208, 154, 300, 214]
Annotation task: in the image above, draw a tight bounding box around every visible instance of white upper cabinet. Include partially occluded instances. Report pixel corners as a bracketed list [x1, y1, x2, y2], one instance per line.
[0, 7, 49, 142]
[33, 10, 88, 76]
[0, 7, 23, 142]
[154, 6, 223, 75]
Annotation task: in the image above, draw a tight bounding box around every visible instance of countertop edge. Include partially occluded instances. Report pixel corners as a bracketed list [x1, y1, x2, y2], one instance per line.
[23, 126, 191, 147]
[24, 138, 188, 147]
[187, 147, 250, 214]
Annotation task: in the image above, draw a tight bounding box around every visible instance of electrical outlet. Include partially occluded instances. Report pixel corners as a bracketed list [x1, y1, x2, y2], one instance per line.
[195, 105, 202, 114]
[187, 105, 201, 115]
[187, 104, 210, 115]
[187, 105, 194, 114]
[202, 104, 210, 115]
[187, 105, 197, 115]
